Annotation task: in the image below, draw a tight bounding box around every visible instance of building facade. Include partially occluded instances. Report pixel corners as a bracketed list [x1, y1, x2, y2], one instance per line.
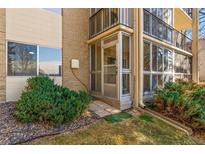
[0, 8, 199, 110]
[86, 8, 199, 109]
[0, 8, 62, 102]
[199, 38, 205, 82]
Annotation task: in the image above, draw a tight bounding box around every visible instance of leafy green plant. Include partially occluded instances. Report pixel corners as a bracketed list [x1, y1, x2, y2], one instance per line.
[15, 76, 91, 126]
[154, 80, 205, 130]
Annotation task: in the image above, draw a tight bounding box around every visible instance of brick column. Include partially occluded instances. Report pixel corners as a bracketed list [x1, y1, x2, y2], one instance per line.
[62, 9, 89, 92]
[0, 9, 6, 103]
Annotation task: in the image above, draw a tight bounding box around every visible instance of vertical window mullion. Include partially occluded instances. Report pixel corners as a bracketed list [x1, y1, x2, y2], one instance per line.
[37, 45, 39, 76]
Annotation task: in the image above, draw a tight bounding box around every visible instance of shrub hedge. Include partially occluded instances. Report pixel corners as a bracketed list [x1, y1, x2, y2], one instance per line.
[154, 80, 205, 130]
[15, 76, 91, 125]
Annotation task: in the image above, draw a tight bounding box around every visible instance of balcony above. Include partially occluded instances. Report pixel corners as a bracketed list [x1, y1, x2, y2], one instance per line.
[89, 8, 133, 38]
[143, 9, 192, 54]
[174, 8, 192, 31]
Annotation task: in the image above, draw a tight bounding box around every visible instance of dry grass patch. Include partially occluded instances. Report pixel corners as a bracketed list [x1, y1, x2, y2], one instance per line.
[26, 113, 204, 145]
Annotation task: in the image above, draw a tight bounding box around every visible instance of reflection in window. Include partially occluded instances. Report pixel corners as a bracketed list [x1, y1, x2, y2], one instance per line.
[158, 47, 163, 71]
[110, 8, 118, 25]
[104, 46, 117, 84]
[143, 11, 151, 33]
[103, 8, 109, 29]
[90, 42, 101, 92]
[152, 74, 163, 92]
[122, 35, 130, 69]
[39, 46, 62, 76]
[152, 45, 157, 71]
[7, 42, 37, 76]
[122, 74, 130, 94]
[164, 75, 173, 83]
[152, 75, 158, 91]
[144, 42, 150, 71]
[164, 48, 173, 72]
[174, 53, 181, 73]
[144, 74, 150, 95]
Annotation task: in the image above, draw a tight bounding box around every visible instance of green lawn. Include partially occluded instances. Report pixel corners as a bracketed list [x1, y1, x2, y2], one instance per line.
[26, 113, 204, 145]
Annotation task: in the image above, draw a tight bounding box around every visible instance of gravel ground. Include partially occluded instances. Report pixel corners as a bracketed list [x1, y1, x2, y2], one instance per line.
[0, 102, 101, 145]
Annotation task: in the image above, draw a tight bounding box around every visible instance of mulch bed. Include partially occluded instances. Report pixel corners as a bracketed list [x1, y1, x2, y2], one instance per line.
[0, 102, 101, 145]
[148, 106, 205, 135]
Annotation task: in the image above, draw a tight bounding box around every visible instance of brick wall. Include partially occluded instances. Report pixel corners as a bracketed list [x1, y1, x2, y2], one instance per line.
[62, 9, 89, 92]
[0, 9, 6, 102]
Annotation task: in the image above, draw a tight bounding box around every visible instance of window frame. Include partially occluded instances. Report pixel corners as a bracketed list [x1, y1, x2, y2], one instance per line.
[6, 40, 62, 77]
[7, 41, 38, 76]
[143, 39, 192, 97]
[38, 46, 62, 77]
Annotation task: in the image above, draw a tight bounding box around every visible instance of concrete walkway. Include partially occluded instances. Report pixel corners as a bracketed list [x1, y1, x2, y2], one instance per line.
[89, 100, 121, 117]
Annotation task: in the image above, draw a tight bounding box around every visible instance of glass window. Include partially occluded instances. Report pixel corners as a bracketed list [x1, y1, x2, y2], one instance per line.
[152, 74, 163, 92]
[152, 45, 158, 71]
[122, 74, 130, 94]
[164, 49, 168, 72]
[152, 8, 158, 16]
[157, 8, 163, 19]
[152, 17, 158, 37]
[103, 8, 109, 29]
[158, 21, 163, 39]
[91, 73, 101, 92]
[143, 42, 150, 71]
[164, 74, 173, 83]
[39, 47, 62, 76]
[104, 45, 116, 84]
[96, 42, 102, 71]
[144, 74, 151, 95]
[91, 44, 96, 71]
[157, 47, 163, 72]
[164, 48, 173, 72]
[122, 35, 130, 69]
[152, 74, 158, 91]
[174, 53, 181, 73]
[90, 42, 101, 92]
[175, 74, 181, 81]
[187, 57, 192, 74]
[96, 11, 102, 33]
[144, 11, 151, 34]
[110, 8, 118, 25]
[7, 42, 37, 76]
[90, 17, 95, 36]
[158, 74, 163, 87]
[167, 27, 172, 43]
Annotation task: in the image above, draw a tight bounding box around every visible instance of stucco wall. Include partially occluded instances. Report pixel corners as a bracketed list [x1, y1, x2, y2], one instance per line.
[199, 38, 205, 82]
[6, 8, 62, 48]
[5, 9, 62, 101]
[62, 9, 89, 91]
[0, 9, 6, 103]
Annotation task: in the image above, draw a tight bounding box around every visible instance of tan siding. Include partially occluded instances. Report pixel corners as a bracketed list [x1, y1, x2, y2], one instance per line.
[6, 8, 62, 48]
[6, 9, 62, 101]
[62, 9, 89, 91]
[0, 9, 6, 102]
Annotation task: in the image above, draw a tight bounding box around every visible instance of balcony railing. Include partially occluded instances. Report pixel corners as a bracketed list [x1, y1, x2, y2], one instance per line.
[182, 8, 192, 18]
[89, 8, 133, 38]
[143, 9, 192, 53]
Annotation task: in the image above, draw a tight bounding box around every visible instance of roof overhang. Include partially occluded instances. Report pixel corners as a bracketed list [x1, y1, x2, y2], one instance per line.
[174, 8, 192, 31]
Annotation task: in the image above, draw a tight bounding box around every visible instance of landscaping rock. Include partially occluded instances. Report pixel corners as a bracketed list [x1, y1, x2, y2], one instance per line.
[0, 102, 101, 145]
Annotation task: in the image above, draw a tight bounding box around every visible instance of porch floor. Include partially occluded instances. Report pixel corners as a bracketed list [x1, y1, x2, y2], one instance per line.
[89, 100, 121, 117]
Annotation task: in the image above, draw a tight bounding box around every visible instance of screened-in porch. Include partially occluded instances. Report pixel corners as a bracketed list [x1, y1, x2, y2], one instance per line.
[89, 31, 132, 110]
